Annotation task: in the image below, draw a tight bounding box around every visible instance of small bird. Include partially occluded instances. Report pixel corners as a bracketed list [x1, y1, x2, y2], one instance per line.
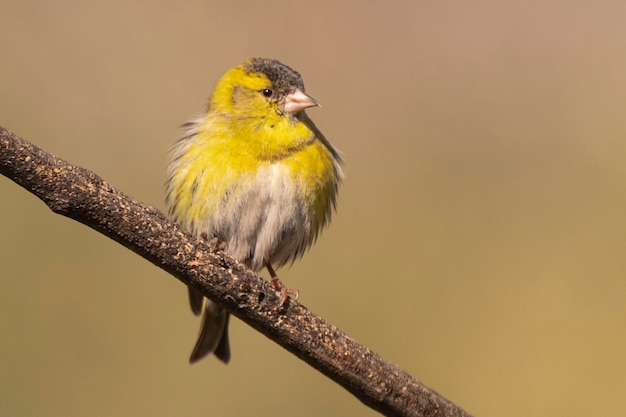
[165, 58, 343, 364]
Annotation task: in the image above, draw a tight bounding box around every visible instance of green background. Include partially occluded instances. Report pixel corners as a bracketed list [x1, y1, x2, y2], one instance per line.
[2, 1, 626, 416]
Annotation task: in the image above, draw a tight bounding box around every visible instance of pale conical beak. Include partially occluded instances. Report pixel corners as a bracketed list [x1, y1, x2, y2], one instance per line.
[282, 88, 320, 113]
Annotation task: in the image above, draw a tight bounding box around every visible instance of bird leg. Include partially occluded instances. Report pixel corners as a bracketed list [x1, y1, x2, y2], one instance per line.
[266, 263, 299, 306]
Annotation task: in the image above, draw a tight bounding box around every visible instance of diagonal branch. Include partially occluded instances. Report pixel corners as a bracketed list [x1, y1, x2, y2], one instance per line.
[0, 126, 473, 417]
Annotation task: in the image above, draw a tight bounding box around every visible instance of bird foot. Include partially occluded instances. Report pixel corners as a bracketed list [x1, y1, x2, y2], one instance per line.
[201, 233, 228, 252]
[271, 277, 299, 306]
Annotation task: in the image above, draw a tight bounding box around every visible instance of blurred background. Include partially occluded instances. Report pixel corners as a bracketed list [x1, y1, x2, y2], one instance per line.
[2, 1, 626, 416]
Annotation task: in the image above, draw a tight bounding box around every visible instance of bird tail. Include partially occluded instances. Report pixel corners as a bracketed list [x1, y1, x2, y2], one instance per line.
[188, 288, 231, 364]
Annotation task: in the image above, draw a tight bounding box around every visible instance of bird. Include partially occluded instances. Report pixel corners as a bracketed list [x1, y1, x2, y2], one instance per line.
[165, 58, 343, 364]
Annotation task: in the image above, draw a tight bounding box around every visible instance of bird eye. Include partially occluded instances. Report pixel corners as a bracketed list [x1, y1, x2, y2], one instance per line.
[261, 88, 274, 98]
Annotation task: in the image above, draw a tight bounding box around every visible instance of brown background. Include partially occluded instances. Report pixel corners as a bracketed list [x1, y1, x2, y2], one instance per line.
[2, 1, 626, 416]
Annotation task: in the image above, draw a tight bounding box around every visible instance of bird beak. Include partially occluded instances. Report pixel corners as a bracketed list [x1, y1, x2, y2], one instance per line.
[283, 88, 320, 113]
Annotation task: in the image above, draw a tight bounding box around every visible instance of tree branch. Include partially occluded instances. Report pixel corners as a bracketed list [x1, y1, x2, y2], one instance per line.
[0, 126, 473, 417]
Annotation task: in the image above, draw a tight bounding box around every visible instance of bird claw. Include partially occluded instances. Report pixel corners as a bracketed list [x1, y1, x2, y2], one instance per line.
[271, 277, 299, 306]
[201, 233, 228, 252]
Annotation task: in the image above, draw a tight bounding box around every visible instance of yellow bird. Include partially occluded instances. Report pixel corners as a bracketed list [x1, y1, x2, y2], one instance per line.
[165, 58, 343, 364]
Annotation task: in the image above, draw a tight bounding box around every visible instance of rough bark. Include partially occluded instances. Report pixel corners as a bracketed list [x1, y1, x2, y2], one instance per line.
[0, 126, 473, 417]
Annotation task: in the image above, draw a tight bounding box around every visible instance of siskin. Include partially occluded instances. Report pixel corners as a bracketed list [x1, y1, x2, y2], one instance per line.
[165, 58, 343, 364]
